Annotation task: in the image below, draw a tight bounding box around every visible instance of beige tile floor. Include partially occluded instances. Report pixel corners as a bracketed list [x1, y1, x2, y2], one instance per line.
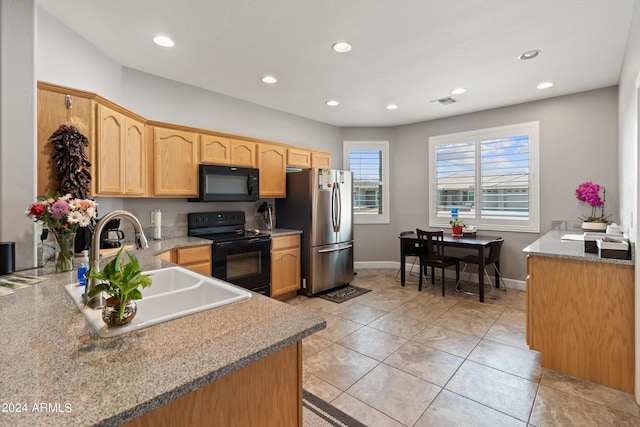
[286, 269, 640, 427]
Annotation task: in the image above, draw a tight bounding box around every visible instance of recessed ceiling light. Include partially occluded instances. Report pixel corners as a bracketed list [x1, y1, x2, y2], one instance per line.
[536, 81, 554, 89]
[332, 41, 352, 53]
[261, 75, 277, 84]
[451, 88, 466, 95]
[326, 100, 339, 106]
[519, 49, 541, 60]
[153, 35, 175, 47]
[385, 104, 398, 110]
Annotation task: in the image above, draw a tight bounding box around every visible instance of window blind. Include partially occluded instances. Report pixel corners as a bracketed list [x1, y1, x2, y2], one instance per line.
[480, 135, 529, 219]
[350, 149, 382, 214]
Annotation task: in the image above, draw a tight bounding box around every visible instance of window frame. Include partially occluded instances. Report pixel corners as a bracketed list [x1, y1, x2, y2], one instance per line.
[428, 122, 540, 233]
[343, 140, 390, 224]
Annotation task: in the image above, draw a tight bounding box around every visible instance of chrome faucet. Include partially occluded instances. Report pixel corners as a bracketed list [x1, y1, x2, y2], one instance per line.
[84, 210, 149, 309]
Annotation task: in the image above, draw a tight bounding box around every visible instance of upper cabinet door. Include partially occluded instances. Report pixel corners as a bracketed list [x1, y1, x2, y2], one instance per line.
[257, 143, 286, 198]
[287, 148, 311, 168]
[97, 105, 125, 195]
[96, 104, 146, 196]
[153, 126, 199, 197]
[37, 85, 95, 197]
[230, 138, 256, 167]
[124, 117, 146, 195]
[311, 151, 331, 168]
[200, 135, 231, 165]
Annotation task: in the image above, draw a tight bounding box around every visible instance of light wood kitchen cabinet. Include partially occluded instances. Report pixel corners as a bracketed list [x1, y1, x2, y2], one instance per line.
[155, 244, 212, 276]
[152, 126, 199, 197]
[38, 81, 330, 200]
[287, 147, 311, 168]
[526, 255, 635, 393]
[257, 143, 287, 197]
[96, 104, 146, 196]
[199, 136, 255, 167]
[311, 151, 331, 168]
[123, 342, 302, 427]
[175, 245, 212, 275]
[37, 83, 96, 196]
[200, 134, 230, 164]
[230, 139, 256, 167]
[124, 117, 146, 195]
[271, 234, 301, 298]
[155, 250, 173, 263]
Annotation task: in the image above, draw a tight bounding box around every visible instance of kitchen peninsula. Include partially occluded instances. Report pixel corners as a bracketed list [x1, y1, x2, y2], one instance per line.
[523, 230, 634, 393]
[0, 237, 325, 427]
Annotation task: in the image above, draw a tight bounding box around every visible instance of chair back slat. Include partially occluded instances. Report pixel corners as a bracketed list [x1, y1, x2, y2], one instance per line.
[416, 229, 445, 262]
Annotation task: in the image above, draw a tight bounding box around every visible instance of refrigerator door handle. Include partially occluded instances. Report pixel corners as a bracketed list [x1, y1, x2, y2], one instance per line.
[317, 243, 353, 253]
[335, 181, 341, 231]
[331, 183, 339, 232]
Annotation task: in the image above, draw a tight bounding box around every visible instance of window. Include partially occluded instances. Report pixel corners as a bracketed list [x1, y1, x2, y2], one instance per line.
[343, 141, 390, 224]
[429, 122, 539, 232]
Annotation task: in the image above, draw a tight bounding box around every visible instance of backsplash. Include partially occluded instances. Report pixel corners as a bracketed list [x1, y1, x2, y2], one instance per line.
[100, 198, 277, 243]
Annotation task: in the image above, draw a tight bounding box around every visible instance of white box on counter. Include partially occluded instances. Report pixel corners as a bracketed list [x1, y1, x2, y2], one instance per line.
[596, 237, 631, 260]
[584, 232, 625, 253]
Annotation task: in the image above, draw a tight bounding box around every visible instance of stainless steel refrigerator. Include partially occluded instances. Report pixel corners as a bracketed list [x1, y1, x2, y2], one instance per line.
[276, 168, 354, 295]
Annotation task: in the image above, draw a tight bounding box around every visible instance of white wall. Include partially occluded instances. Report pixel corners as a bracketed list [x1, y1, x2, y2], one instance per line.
[0, 0, 37, 269]
[120, 68, 341, 156]
[36, 9, 123, 102]
[344, 87, 620, 282]
[617, 0, 640, 405]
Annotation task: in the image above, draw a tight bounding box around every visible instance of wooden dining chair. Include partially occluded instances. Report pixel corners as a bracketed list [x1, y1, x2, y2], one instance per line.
[416, 229, 460, 296]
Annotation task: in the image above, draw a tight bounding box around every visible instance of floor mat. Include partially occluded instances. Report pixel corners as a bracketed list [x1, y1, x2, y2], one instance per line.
[316, 284, 371, 303]
[303, 389, 367, 427]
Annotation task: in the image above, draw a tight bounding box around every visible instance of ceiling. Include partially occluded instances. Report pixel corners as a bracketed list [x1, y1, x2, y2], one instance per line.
[38, 0, 636, 127]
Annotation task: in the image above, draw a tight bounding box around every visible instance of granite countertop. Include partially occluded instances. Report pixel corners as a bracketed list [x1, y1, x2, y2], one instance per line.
[259, 228, 302, 237]
[522, 230, 635, 266]
[0, 237, 325, 427]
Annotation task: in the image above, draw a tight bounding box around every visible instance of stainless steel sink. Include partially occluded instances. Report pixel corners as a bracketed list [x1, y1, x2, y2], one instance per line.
[65, 266, 252, 338]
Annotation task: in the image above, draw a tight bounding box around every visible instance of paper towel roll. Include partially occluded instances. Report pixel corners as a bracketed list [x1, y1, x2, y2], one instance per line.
[151, 209, 162, 239]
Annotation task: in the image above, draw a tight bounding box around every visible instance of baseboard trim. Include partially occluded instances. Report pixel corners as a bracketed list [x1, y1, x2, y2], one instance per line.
[354, 261, 526, 291]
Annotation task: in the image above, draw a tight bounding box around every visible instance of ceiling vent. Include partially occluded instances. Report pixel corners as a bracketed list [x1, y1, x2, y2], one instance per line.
[431, 97, 457, 105]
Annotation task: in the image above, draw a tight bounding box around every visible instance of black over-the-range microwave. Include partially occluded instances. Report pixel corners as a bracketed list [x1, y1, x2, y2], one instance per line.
[188, 164, 260, 202]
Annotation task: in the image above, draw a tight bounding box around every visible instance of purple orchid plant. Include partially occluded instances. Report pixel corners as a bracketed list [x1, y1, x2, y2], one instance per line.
[575, 181, 611, 223]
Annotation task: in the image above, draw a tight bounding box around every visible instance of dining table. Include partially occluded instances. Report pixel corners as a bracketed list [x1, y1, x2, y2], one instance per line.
[399, 232, 502, 302]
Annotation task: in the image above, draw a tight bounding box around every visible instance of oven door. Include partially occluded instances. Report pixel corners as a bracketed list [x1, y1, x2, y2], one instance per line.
[212, 237, 271, 296]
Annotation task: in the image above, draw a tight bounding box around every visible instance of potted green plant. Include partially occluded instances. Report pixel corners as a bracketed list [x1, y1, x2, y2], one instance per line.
[87, 246, 152, 327]
[449, 218, 465, 237]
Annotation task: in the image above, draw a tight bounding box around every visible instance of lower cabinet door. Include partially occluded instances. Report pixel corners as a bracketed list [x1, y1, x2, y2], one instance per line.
[272, 247, 300, 297]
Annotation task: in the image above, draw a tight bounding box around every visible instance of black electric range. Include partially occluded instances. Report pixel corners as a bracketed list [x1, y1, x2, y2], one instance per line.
[187, 211, 271, 296]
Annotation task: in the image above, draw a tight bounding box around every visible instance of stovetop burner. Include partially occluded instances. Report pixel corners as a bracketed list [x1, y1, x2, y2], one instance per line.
[187, 211, 270, 243]
[195, 230, 270, 243]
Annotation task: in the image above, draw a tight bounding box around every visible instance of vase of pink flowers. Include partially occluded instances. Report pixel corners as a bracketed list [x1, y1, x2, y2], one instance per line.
[575, 181, 611, 231]
[26, 194, 98, 272]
